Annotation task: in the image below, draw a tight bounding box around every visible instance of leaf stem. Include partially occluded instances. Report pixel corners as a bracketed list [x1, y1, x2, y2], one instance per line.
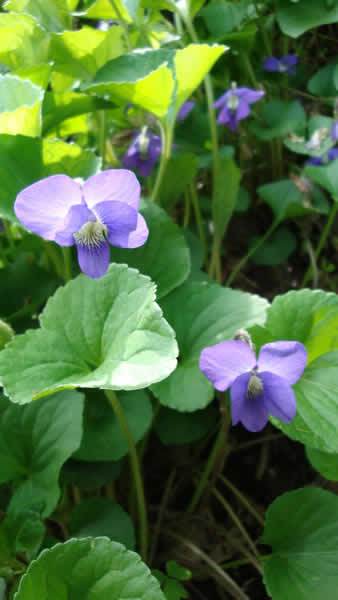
[226, 220, 278, 286]
[151, 121, 174, 203]
[105, 390, 148, 560]
[302, 201, 338, 287]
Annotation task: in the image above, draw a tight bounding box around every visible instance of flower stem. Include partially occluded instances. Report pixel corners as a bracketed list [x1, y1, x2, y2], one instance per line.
[187, 410, 228, 513]
[302, 201, 338, 287]
[62, 247, 72, 282]
[151, 121, 174, 203]
[105, 390, 148, 560]
[226, 220, 278, 286]
[190, 182, 207, 256]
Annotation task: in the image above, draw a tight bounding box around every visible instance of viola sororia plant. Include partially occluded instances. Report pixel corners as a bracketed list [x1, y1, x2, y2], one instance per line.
[1, 1, 338, 599]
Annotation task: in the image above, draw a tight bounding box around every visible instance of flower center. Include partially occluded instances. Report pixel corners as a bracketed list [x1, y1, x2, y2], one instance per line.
[247, 372, 264, 398]
[227, 92, 239, 112]
[74, 220, 108, 248]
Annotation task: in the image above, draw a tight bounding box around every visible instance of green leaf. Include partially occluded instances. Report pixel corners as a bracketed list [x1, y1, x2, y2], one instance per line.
[69, 498, 135, 549]
[306, 446, 338, 481]
[276, 0, 338, 38]
[42, 91, 113, 134]
[284, 114, 335, 158]
[0, 391, 84, 517]
[84, 44, 225, 119]
[75, 390, 152, 461]
[0, 321, 14, 350]
[158, 153, 198, 210]
[0, 13, 49, 71]
[305, 160, 338, 200]
[212, 157, 241, 242]
[0, 75, 44, 137]
[152, 280, 268, 411]
[308, 61, 338, 97]
[262, 487, 338, 599]
[4, 0, 72, 32]
[113, 203, 191, 299]
[84, 0, 140, 22]
[155, 404, 217, 445]
[0, 509, 45, 562]
[14, 538, 165, 600]
[258, 179, 329, 222]
[250, 100, 306, 141]
[201, 0, 255, 37]
[51, 26, 125, 82]
[0, 264, 178, 404]
[0, 135, 100, 223]
[250, 226, 297, 266]
[62, 459, 121, 490]
[251, 290, 338, 451]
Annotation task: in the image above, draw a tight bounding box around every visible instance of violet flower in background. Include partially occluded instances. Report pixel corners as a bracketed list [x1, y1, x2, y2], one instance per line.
[214, 84, 265, 131]
[263, 54, 298, 75]
[200, 339, 307, 432]
[122, 128, 161, 177]
[177, 100, 195, 121]
[306, 148, 338, 166]
[14, 170, 148, 279]
[331, 121, 338, 141]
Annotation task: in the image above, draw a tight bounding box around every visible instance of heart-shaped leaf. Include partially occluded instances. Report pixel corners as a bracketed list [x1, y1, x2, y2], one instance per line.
[258, 179, 329, 222]
[0, 75, 44, 137]
[152, 280, 268, 411]
[113, 203, 191, 299]
[69, 498, 135, 549]
[306, 446, 338, 481]
[305, 159, 338, 200]
[276, 0, 338, 38]
[0, 391, 84, 517]
[251, 100, 306, 141]
[262, 488, 338, 599]
[0, 13, 49, 71]
[14, 538, 165, 600]
[84, 44, 225, 119]
[0, 264, 178, 404]
[4, 0, 72, 32]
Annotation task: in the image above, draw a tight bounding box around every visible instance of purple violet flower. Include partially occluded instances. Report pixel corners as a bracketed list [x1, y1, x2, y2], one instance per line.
[306, 148, 338, 166]
[14, 170, 148, 279]
[214, 84, 265, 131]
[331, 121, 338, 141]
[200, 339, 307, 432]
[263, 54, 298, 75]
[122, 128, 161, 177]
[177, 100, 195, 121]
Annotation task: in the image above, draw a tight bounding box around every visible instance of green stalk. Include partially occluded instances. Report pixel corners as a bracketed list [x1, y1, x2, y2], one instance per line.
[226, 220, 278, 287]
[105, 390, 148, 560]
[151, 122, 174, 203]
[302, 201, 338, 287]
[62, 247, 72, 282]
[189, 182, 207, 256]
[187, 424, 226, 513]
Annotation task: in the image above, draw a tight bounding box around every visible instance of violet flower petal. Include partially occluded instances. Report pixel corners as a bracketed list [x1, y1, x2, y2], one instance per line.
[214, 91, 229, 109]
[125, 214, 149, 248]
[260, 371, 297, 423]
[76, 240, 110, 279]
[14, 175, 82, 241]
[199, 340, 256, 392]
[83, 169, 141, 212]
[177, 100, 195, 121]
[263, 57, 281, 72]
[55, 204, 94, 247]
[93, 200, 138, 238]
[231, 372, 269, 432]
[236, 100, 251, 122]
[258, 341, 307, 385]
[282, 54, 298, 68]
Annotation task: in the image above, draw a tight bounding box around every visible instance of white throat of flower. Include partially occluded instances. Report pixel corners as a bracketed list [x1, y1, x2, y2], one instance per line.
[278, 62, 288, 73]
[138, 126, 150, 158]
[247, 372, 264, 398]
[227, 82, 239, 112]
[74, 220, 108, 248]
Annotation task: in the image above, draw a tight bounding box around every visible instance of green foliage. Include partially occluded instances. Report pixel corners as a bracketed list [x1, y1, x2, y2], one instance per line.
[305, 160, 338, 200]
[250, 226, 297, 266]
[306, 446, 338, 481]
[0, 391, 84, 517]
[0, 75, 44, 137]
[152, 280, 268, 411]
[263, 488, 338, 598]
[251, 100, 306, 141]
[212, 157, 241, 243]
[155, 404, 217, 445]
[113, 203, 191, 299]
[0, 264, 178, 404]
[276, 0, 338, 38]
[69, 498, 135, 549]
[258, 179, 329, 222]
[14, 538, 165, 599]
